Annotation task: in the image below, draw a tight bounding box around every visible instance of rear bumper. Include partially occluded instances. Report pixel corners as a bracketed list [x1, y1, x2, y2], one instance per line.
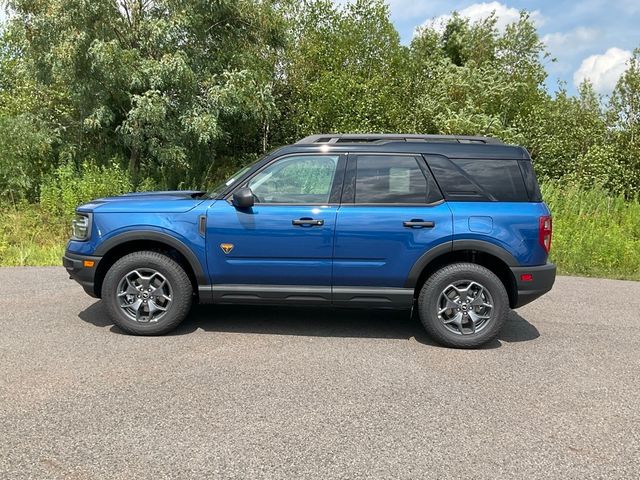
[63, 251, 102, 298]
[510, 262, 556, 308]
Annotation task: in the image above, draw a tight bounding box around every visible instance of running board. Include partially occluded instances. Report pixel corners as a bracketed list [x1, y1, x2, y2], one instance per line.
[198, 285, 413, 309]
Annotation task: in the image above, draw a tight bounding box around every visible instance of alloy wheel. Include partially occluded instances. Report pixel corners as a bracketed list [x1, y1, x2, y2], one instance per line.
[437, 280, 494, 335]
[116, 269, 173, 323]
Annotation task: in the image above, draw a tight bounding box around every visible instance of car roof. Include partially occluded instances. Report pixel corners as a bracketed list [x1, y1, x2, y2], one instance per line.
[296, 133, 504, 145]
[276, 134, 530, 160]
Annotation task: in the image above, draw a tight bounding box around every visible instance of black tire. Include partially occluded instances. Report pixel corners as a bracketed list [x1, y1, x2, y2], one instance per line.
[418, 263, 509, 348]
[102, 251, 192, 335]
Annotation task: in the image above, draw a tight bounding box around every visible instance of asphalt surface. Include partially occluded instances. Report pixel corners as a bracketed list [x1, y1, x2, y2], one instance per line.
[1, 267, 639, 479]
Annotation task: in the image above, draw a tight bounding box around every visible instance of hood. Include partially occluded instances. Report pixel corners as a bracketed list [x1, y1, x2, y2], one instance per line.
[77, 190, 209, 213]
[100, 190, 207, 201]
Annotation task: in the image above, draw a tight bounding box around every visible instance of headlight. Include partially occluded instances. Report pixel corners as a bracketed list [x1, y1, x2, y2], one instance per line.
[71, 213, 92, 241]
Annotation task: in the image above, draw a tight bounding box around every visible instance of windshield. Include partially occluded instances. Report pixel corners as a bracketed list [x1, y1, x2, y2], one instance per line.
[208, 163, 254, 198]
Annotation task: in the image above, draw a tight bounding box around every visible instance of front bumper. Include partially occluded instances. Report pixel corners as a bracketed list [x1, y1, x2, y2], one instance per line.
[510, 262, 556, 308]
[63, 251, 102, 298]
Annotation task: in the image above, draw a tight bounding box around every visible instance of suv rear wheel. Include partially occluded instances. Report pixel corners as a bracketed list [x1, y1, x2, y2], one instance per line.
[418, 263, 509, 348]
[102, 251, 192, 335]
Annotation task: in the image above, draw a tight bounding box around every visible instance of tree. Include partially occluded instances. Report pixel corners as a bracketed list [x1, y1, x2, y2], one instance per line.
[408, 11, 548, 141]
[609, 48, 640, 140]
[3, 0, 284, 187]
[519, 81, 607, 180]
[1, 0, 639, 202]
[272, 0, 408, 143]
[606, 48, 640, 197]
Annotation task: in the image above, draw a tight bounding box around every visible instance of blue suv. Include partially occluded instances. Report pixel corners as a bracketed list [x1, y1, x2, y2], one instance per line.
[63, 134, 556, 348]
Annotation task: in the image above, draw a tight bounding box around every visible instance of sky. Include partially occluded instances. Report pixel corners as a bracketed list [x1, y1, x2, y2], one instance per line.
[339, 0, 640, 97]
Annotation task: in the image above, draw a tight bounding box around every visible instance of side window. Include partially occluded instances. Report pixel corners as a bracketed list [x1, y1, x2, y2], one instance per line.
[354, 155, 442, 204]
[425, 155, 487, 200]
[426, 155, 529, 202]
[247, 155, 339, 204]
[518, 159, 542, 202]
[452, 159, 528, 202]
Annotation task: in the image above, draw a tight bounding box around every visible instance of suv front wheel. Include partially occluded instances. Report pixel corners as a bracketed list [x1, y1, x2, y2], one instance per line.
[102, 251, 193, 335]
[418, 263, 509, 348]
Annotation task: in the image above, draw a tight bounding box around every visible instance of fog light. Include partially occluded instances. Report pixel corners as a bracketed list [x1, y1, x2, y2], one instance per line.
[520, 273, 533, 282]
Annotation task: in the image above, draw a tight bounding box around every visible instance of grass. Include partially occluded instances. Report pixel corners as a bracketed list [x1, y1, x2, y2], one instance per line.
[0, 205, 67, 266]
[2, 184, 640, 281]
[542, 182, 640, 281]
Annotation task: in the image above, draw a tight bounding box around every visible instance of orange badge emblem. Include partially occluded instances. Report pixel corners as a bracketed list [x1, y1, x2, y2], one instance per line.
[220, 243, 234, 254]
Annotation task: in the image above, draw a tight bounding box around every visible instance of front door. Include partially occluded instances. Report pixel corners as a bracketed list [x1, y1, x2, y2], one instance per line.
[332, 153, 453, 307]
[206, 153, 345, 304]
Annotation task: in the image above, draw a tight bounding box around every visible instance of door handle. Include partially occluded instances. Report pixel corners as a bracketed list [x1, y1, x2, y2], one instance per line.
[403, 220, 435, 228]
[292, 218, 324, 226]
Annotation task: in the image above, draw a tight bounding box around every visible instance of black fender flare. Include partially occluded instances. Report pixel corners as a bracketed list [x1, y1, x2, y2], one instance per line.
[94, 230, 207, 284]
[404, 239, 518, 288]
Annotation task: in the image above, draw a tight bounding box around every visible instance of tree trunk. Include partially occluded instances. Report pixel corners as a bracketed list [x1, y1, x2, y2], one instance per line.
[129, 147, 140, 185]
[262, 118, 270, 152]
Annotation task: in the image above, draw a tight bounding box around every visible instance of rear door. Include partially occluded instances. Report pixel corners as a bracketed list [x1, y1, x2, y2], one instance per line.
[332, 153, 453, 307]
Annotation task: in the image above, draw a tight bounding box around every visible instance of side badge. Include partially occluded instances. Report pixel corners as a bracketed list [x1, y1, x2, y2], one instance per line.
[220, 243, 234, 254]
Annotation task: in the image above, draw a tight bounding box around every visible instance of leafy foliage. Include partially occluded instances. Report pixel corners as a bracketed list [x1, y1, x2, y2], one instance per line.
[2, 0, 284, 189]
[0, 114, 56, 202]
[272, 0, 408, 141]
[40, 160, 142, 218]
[1, 0, 640, 198]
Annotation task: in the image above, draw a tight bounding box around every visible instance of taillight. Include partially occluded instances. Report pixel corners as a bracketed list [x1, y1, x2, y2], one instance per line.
[539, 216, 552, 253]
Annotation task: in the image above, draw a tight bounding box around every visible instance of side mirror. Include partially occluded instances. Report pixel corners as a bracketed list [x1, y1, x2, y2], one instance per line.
[232, 187, 255, 209]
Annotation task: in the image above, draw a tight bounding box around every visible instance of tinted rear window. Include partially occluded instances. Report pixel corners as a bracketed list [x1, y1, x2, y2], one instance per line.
[425, 155, 529, 202]
[518, 160, 543, 202]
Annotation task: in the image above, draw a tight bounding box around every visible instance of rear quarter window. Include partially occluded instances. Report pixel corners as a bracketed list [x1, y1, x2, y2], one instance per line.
[425, 155, 529, 202]
[518, 160, 543, 202]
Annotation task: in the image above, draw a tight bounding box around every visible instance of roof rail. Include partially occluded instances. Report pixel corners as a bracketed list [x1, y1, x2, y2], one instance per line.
[295, 133, 503, 145]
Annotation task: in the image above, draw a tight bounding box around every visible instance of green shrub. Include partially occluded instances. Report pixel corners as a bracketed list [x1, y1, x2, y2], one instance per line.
[1, 161, 159, 265]
[0, 114, 56, 203]
[40, 161, 134, 219]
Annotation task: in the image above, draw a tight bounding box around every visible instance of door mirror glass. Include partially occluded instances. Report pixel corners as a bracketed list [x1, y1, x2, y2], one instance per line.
[232, 187, 255, 209]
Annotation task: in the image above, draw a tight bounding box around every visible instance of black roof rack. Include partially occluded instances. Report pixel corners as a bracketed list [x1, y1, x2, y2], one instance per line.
[295, 133, 503, 145]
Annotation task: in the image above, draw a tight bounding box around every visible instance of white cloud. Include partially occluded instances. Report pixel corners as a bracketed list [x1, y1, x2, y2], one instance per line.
[543, 27, 601, 53]
[573, 47, 632, 93]
[419, 2, 544, 34]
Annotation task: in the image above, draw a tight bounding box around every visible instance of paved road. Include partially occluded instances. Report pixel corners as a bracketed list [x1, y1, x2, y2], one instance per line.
[1, 268, 639, 479]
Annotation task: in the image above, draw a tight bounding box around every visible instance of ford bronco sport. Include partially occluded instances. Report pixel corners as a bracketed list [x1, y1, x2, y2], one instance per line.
[63, 134, 556, 348]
